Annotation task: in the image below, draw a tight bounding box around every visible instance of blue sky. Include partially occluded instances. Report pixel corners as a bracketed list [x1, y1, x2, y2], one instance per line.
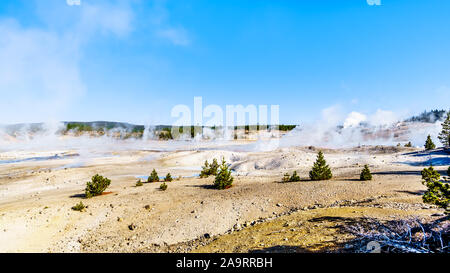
[0, 0, 449, 125]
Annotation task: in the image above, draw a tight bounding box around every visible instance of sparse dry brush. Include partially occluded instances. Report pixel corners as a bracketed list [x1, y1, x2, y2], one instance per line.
[346, 217, 449, 253]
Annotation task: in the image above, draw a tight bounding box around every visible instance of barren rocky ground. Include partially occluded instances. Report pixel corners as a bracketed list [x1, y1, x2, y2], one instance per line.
[0, 142, 448, 253]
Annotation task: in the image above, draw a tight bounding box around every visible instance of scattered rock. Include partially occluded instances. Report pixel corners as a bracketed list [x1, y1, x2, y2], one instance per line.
[128, 224, 136, 231]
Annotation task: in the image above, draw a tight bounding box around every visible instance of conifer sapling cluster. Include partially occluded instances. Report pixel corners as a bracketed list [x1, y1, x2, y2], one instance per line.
[282, 171, 300, 182]
[200, 158, 219, 178]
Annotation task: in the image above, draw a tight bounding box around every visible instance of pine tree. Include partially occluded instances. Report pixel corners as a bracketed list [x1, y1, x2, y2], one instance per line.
[424, 135, 436, 150]
[421, 165, 449, 210]
[290, 171, 300, 182]
[438, 111, 450, 147]
[164, 173, 173, 182]
[200, 160, 210, 178]
[148, 169, 159, 182]
[360, 165, 372, 181]
[309, 151, 332, 181]
[214, 158, 234, 189]
[85, 174, 111, 198]
[209, 158, 219, 175]
[199, 158, 220, 178]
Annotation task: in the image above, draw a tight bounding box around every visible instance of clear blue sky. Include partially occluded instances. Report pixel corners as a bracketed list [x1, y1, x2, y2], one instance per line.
[0, 0, 449, 125]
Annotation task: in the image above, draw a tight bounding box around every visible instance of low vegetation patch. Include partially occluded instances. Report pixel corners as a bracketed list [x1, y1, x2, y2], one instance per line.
[71, 201, 86, 212]
[360, 165, 373, 181]
[136, 179, 143, 187]
[309, 151, 332, 181]
[85, 174, 111, 198]
[160, 182, 168, 191]
[214, 158, 234, 190]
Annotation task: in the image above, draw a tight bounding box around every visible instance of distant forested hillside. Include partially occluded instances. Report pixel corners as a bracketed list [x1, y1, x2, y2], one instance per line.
[405, 109, 447, 123]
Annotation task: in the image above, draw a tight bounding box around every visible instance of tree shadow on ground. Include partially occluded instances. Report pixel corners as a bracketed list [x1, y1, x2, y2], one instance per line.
[397, 158, 450, 167]
[402, 148, 449, 157]
[274, 178, 311, 184]
[69, 193, 86, 199]
[185, 184, 216, 189]
[395, 190, 426, 196]
[373, 170, 448, 176]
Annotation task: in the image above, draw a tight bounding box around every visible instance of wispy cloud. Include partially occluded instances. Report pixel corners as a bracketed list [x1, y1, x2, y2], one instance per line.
[149, 0, 191, 46]
[157, 27, 190, 46]
[0, 1, 134, 124]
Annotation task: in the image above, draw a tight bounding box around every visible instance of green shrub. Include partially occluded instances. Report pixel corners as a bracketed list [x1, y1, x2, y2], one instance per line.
[404, 142, 412, 147]
[448, 166, 450, 176]
[136, 179, 143, 187]
[148, 169, 159, 182]
[290, 171, 300, 182]
[360, 165, 373, 181]
[85, 174, 111, 198]
[309, 151, 332, 181]
[164, 173, 173, 182]
[424, 135, 436, 150]
[214, 158, 234, 190]
[158, 130, 173, 140]
[200, 159, 219, 178]
[160, 182, 168, 191]
[282, 171, 300, 182]
[72, 201, 86, 212]
[421, 165, 449, 210]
